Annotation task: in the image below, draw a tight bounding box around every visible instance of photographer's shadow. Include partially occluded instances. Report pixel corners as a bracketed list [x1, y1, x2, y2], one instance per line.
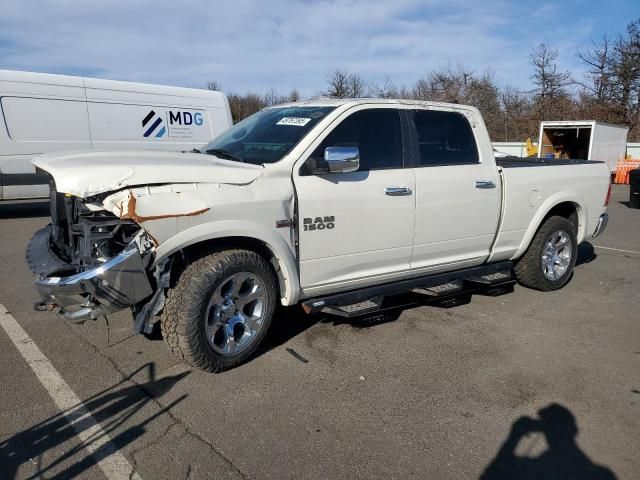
[481, 403, 616, 480]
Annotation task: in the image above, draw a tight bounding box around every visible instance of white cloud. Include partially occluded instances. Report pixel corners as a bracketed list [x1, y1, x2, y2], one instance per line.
[0, 0, 601, 95]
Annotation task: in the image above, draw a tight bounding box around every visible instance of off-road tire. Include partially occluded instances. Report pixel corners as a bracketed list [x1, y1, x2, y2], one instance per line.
[160, 249, 277, 372]
[514, 215, 577, 291]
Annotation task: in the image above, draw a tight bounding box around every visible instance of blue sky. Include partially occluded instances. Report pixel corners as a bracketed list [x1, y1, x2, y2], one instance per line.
[0, 0, 638, 96]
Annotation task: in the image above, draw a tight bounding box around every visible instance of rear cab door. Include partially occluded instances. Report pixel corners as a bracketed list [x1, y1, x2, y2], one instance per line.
[293, 105, 416, 296]
[407, 106, 502, 271]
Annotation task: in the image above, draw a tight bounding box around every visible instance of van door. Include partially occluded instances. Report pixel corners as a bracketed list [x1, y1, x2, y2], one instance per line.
[408, 108, 501, 271]
[0, 96, 91, 200]
[294, 107, 416, 296]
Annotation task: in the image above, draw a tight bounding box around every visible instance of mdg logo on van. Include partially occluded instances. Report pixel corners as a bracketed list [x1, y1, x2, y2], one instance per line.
[169, 111, 204, 126]
[142, 110, 166, 138]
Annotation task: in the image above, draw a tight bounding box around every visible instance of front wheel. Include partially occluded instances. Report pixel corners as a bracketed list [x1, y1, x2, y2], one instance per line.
[160, 249, 277, 372]
[514, 216, 578, 291]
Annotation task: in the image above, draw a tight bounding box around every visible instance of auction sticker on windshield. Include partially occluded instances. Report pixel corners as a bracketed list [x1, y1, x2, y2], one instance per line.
[276, 117, 312, 126]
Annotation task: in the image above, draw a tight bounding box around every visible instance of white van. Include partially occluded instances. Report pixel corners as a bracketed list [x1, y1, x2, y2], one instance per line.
[0, 70, 233, 200]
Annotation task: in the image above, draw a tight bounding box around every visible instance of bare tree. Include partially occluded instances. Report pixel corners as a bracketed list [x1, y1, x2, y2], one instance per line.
[578, 36, 613, 100]
[348, 72, 367, 98]
[610, 18, 640, 132]
[529, 43, 572, 119]
[412, 77, 430, 100]
[500, 85, 535, 141]
[227, 93, 265, 123]
[577, 17, 640, 137]
[410, 64, 477, 103]
[370, 77, 398, 98]
[395, 84, 414, 99]
[325, 69, 367, 98]
[263, 87, 289, 106]
[409, 65, 503, 138]
[325, 69, 350, 98]
[205, 80, 222, 91]
[465, 71, 502, 138]
[287, 88, 301, 102]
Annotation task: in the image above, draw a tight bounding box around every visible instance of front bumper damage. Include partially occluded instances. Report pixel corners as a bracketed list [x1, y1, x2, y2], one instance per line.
[28, 225, 153, 321]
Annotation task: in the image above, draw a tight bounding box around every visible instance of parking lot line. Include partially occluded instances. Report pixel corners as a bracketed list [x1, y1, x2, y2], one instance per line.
[0, 303, 142, 480]
[593, 245, 640, 255]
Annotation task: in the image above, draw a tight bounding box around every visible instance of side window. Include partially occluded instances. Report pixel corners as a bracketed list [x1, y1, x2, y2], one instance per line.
[412, 110, 479, 166]
[310, 108, 403, 171]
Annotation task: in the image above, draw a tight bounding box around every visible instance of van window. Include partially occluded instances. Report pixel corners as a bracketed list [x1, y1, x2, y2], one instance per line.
[1, 97, 90, 142]
[411, 110, 479, 166]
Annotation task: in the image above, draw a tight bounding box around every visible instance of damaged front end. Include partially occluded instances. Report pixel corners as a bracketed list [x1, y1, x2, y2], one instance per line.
[26, 180, 155, 324]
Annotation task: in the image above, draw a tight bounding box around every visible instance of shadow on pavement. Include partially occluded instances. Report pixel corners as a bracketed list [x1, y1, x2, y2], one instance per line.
[258, 286, 512, 353]
[576, 242, 597, 266]
[259, 305, 323, 355]
[480, 403, 616, 480]
[0, 201, 50, 219]
[0, 362, 189, 480]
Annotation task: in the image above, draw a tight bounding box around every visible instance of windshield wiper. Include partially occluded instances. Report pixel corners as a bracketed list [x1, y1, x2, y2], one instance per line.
[205, 148, 244, 163]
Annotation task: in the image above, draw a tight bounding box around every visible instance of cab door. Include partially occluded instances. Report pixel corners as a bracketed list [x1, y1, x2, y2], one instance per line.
[293, 107, 416, 296]
[408, 108, 501, 271]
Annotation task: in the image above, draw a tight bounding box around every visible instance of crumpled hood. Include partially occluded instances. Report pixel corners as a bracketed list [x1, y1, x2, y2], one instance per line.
[32, 149, 262, 197]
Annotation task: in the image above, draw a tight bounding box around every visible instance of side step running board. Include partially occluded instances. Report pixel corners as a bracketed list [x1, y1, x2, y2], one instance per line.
[321, 296, 384, 317]
[465, 270, 513, 286]
[302, 261, 514, 317]
[413, 280, 464, 297]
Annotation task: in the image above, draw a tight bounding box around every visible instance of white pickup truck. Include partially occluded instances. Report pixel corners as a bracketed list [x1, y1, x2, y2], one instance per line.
[27, 99, 611, 372]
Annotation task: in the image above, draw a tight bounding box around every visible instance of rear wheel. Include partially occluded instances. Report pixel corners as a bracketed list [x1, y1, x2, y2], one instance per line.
[161, 249, 277, 372]
[514, 216, 577, 291]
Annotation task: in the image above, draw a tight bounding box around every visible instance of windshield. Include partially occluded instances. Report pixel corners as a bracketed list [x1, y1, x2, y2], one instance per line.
[201, 106, 335, 165]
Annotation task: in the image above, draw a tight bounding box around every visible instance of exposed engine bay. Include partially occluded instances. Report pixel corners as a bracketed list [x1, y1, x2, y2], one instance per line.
[47, 184, 144, 274]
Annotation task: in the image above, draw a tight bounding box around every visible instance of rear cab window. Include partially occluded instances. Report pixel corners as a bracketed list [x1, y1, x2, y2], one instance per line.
[410, 109, 479, 166]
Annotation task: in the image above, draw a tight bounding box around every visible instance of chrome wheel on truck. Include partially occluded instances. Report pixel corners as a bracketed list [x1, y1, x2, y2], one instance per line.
[514, 215, 578, 291]
[541, 229, 573, 281]
[205, 272, 268, 355]
[161, 249, 277, 372]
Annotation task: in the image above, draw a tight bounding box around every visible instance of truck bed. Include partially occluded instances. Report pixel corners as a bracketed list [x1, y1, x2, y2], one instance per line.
[496, 156, 602, 168]
[490, 157, 610, 264]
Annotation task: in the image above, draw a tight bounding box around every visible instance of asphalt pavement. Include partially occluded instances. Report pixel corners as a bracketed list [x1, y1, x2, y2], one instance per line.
[0, 186, 638, 479]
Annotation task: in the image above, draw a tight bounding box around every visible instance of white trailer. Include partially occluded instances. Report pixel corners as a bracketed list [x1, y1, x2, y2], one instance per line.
[538, 120, 628, 173]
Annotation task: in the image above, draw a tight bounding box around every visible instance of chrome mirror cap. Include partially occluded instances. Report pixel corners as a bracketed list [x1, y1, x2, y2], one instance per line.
[324, 146, 360, 173]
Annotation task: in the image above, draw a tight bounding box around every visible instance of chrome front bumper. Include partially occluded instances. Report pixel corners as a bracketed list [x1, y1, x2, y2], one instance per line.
[30, 228, 153, 321]
[592, 213, 609, 239]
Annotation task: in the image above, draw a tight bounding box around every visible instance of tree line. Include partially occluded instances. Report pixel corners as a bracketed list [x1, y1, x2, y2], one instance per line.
[207, 17, 640, 142]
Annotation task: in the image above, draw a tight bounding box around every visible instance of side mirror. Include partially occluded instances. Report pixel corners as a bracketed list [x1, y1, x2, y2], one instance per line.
[325, 146, 359, 173]
[307, 146, 360, 174]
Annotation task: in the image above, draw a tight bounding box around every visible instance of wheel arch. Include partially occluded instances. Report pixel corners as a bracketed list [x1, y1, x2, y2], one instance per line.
[514, 195, 586, 259]
[153, 221, 300, 306]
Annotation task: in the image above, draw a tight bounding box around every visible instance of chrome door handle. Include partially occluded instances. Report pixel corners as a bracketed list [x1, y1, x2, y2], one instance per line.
[475, 180, 496, 189]
[384, 186, 412, 196]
